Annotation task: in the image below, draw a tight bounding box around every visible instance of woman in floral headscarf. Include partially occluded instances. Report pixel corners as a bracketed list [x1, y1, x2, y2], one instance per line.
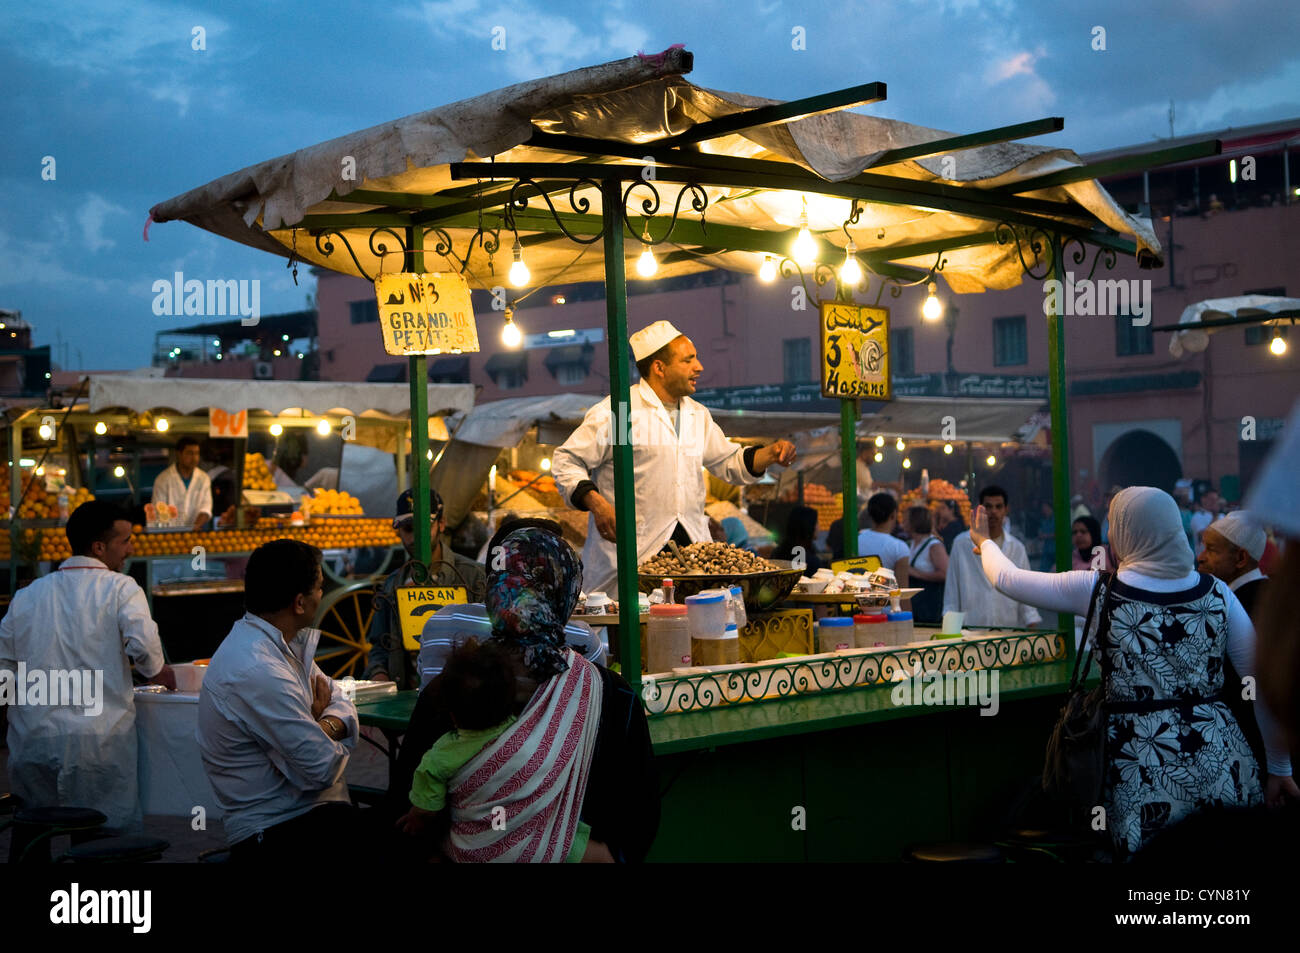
[968, 486, 1297, 859]
[389, 524, 659, 863]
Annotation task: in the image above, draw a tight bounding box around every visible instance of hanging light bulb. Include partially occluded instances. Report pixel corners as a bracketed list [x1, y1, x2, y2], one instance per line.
[840, 240, 862, 286]
[38, 423, 52, 440]
[94, 421, 108, 436]
[943, 442, 953, 455]
[758, 255, 777, 283]
[1269, 329, 1288, 355]
[501, 308, 522, 348]
[508, 238, 530, 287]
[155, 417, 170, 432]
[922, 281, 943, 321]
[895, 437, 905, 452]
[113, 465, 125, 478]
[636, 230, 658, 277]
[269, 423, 283, 437]
[792, 199, 817, 267]
[316, 419, 331, 436]
[874, 435, 884, 448]
[541, 457, 552, 471]
[902, 457, 912, 469]
[427, 449, 434, 461]
[873, 451, 883, 463]
[986, 454, 997, 467]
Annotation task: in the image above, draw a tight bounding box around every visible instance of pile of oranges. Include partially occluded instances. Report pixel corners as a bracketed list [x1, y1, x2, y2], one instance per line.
[243, 453, 276, 491]
[0, 477, 95, 521]
[778, 482, 845, 531]
[307, 488, 364, 515]
[901, 478, 972, 525]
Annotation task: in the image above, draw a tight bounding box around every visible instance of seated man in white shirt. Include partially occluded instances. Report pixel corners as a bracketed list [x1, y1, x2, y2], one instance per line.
[418, 517, 605, 688]
[943, 485, 1041, 629]
[857, 493, 910, 586]
[197, 539, 360, 862]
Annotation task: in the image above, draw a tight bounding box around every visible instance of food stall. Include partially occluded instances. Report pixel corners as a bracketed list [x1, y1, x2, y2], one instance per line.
[147, 49, 1212, 859]
[5, 376, 474, 673]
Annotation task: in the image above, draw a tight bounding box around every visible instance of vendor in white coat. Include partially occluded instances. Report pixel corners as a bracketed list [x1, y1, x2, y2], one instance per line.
[553, 320, 797, 593]
[0, 501, 175, 830]
[151, 435, 213, 531]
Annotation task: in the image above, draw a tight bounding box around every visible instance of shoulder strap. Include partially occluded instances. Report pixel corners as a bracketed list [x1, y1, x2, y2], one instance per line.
[1070, 571, 1113, 690]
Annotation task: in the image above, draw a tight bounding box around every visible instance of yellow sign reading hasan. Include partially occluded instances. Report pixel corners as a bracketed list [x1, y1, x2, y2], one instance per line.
[820, 302, 891, 400]
[396, 585, 469, 650]
[374, 273, 479, 356]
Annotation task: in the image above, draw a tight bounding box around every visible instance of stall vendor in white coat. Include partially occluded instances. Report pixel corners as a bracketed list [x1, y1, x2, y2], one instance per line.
[553, 321, 797, 593]
[151, 435, 213, 531]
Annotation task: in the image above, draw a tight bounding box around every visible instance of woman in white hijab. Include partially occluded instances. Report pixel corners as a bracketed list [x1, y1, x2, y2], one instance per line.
[969, 485, 1298, 859]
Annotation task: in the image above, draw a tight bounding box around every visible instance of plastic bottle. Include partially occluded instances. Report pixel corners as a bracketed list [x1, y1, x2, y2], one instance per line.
[921, 467, 931, 496]
[645, 603, 690, 673]
[57, 488, 70, 524]
[662, 578, 675, 605]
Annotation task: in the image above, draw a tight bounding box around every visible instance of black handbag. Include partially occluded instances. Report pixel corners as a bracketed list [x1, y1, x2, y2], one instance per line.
[1042, 573, 1113, 807]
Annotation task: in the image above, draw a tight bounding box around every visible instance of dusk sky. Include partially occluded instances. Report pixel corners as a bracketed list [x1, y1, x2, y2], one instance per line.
[3, 0, 1298, 370]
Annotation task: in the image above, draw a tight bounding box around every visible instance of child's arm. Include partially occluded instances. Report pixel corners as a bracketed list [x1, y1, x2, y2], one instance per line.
[395, 803, 441, 836]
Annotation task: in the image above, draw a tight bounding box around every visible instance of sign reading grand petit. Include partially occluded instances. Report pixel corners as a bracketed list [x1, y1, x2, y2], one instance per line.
[820, 301, 891, 400]
[373, 273, 479, 356]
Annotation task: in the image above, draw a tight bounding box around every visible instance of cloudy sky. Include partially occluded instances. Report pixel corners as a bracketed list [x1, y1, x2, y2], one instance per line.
[2, 0, 1298, 370]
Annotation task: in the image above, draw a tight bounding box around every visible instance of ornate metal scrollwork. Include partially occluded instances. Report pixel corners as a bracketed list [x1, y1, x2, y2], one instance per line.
[507, 178, 605, 244]
[995, 222, 1053, 280]
[314, 229, 388, 281]
[621, 180, 708, 243]
[871, 250, 948, 306]
[778, 257, 837, 301]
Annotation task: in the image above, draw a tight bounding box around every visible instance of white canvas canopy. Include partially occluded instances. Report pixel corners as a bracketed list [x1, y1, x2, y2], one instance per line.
[150, 50, 1160, 296]
[1167, 295, 1300, 357]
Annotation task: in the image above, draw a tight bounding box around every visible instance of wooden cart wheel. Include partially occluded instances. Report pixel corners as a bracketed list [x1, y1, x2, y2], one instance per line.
[313, 580, 379, 678]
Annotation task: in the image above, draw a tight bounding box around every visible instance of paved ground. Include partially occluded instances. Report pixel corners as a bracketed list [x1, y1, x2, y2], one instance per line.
[2, 727, 391, 863]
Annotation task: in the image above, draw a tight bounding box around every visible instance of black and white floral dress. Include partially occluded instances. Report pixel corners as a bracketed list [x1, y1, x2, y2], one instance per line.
[1091, 572, 1262, 858]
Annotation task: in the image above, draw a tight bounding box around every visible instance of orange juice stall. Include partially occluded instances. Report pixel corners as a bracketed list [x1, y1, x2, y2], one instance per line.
[5, 376, 474, 671]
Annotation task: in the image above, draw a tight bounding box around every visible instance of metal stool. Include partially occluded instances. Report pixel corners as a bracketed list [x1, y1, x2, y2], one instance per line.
[8, 806, 109, 864]
[58, 835, 170, 864]
[903, 841, 1006, 863]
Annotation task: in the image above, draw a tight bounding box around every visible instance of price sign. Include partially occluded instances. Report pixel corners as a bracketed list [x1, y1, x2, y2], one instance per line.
[820, 302, 891, 400]
[831, 555, 883, 573]
[396, 585, 469, 650]
[374, 273, 479, 356]
[209, 407, 248, 438]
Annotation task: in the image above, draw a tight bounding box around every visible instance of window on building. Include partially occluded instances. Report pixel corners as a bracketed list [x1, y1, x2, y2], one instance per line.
[554, 364, 588, 386]
[783, 337, 812, 384]
[349, 300, 379, 325]
[1244, 287, 1287, 345]
[496, 370, 524, 391]
[993, 316, 1027, 367]
[1115, 312, 1154, 356]
[890, 328, 915, 376]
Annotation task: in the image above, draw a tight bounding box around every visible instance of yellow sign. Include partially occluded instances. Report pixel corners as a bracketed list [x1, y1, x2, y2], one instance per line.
[374, 273, 479, 356]
[396, 586, 469, 650]
[820, 302, 891, 400]
[831, 555, 882, 573]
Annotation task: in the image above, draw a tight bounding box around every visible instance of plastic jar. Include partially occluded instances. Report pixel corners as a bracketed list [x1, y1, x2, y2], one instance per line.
[695, 620, 741, 666]
[646, 604, 691, 673]
[886, 610, 914, 646]
[817, 616, 856, 654]
[685, 592, 728, 642]
[729, 585, 747, 630]
[854, 613, 888, 648]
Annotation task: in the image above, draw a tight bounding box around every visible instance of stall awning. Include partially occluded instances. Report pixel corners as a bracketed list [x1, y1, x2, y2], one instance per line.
[484, 353, 528, 376]
[857, 396, 1044, 442]
[88, 376, 474, 418]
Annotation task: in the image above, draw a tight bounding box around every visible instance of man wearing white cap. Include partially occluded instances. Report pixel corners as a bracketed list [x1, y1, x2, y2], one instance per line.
[553, 320, 796, 593]
[1197, 510, 1269, 616]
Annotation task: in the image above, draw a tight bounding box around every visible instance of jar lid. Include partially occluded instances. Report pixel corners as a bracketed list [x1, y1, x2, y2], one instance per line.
[854, 614, 888, 623]
[887, 611, 913, 620]
[650, 604, 688, 616]
[685, 592, 725, 604]
[818, 617, 854, 626]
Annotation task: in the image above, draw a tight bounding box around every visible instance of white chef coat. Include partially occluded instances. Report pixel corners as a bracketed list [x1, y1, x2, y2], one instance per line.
[0, 556, 166, 829]
[942, 529, 1042, 628]
[553, 379, 762, 593]
[151, 463, 213, 526]
[196, 613, 358, 846]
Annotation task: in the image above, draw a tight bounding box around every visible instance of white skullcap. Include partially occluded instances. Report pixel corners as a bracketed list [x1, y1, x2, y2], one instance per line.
[1206, 511, 1266, 561]
[629, 320, 684, 361]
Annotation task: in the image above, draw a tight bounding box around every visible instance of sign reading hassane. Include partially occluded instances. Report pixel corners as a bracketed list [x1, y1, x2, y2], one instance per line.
[374, 273, 479, 356]
[820, 302, 891, 400]
[396, 586, 469, 650]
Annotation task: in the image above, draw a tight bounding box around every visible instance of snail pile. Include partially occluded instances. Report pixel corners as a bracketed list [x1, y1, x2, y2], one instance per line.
[640, 542, 778, 576]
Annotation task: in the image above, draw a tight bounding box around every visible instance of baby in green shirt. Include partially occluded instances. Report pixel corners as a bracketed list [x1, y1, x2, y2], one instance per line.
[396, 638, 590, 862]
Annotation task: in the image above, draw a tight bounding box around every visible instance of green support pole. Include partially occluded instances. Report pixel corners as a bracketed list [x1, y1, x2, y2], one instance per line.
[9, 419, 20, 594]
[840, 399, 858, 558]
[601, 178, 640, 697]
[407, 226, 432, 571]
[1045, 231, 1074, 650]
